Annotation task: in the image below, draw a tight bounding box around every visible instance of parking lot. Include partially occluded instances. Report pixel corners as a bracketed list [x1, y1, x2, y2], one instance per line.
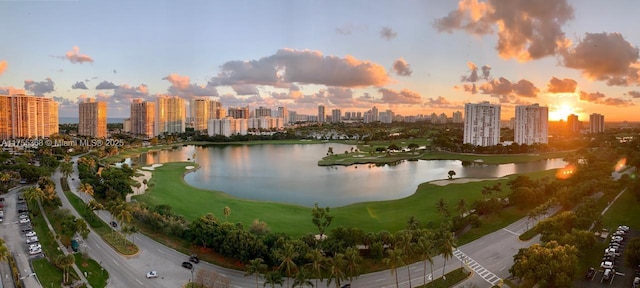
[577, 226, 640, 288]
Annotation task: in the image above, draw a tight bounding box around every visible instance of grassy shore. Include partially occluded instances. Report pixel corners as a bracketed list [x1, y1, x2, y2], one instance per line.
[134, 162, 557, 237]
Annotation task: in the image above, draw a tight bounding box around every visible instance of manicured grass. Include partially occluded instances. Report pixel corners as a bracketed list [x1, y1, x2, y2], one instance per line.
[602, 188, 640, 230]
[74, 253, 109, 288]
[135, 162, 557, 237]
[26, 201, 64, 259]
[32, 258, 65, 288]
[416, 267, 471, 288]
[457, 206, 526, 245]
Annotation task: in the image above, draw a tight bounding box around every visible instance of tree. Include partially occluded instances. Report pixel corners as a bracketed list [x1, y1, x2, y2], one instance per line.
[510, 241, 578, 288]
[223, 206, 231, 222]
[384, 248, 405, 288]
[306, 248, 326, 288]
[436, 198, 449, 218]
[292, 267, 313, 288]
[275, 242, 299, 288]
[245, 258, 268, 288]
[625, 237, 640, 268]
[396, 231, 415, 288]
[55, 254, 75, 284]
[122, 225, 139, 244]
[456, 199, 467, 217]
[263, 271, 284, 288]
[60, 160, 74, 179]
[448, 170, 456, 180]
[440, 231, 456, 278]
[23, 186, 44, 205]
[311, 203, 333, 241]
[0, 238, 9, 262]
[416, 234, 434, 285]
[343, 247, 362, 283]
[326, 253, 346, 288]
[78, 182, 94, 198]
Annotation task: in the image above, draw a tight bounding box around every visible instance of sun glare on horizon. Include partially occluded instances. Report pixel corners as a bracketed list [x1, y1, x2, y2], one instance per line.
[549, 104, 577, 121]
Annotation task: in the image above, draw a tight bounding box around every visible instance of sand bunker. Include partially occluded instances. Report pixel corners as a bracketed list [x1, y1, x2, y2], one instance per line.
[141, 163, 164, 171]
[430, 177, 505, 186]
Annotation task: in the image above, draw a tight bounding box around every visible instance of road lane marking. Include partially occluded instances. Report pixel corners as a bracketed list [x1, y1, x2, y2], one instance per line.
[454, 249, 502, 286]
[502, 228, 521, 236]
[136, 279, 143, 285]
[375, 278, 385, 282]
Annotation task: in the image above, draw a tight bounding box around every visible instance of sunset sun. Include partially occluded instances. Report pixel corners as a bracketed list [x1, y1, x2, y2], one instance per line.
[549, 104, 576, 121]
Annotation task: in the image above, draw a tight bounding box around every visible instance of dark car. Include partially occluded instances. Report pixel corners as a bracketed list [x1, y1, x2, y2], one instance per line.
[110, 221, 117, 228]
[189, 254, 200, 263]
[585, 267, 596, 279]
[182, 261, 193, 269]
[341, 285, 351, 288]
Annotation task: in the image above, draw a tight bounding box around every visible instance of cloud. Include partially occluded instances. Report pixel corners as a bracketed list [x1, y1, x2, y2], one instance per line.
[546, 77, 577, 93]
[24, 78, 55, 95]
[435, 0, 574, 61]
[163, 73, 218, 98]
[231, 84, 259, 95]
[462, 83, 477, 94]
[460, 61, 491, 82]
[425, 96, 462, 109]
[95, 81, 118, 90]
[378, 88, 423, 104]
[335, 23, 367, 35]
[113, 69, 117, 74]
[63, 46, 94, 64]
[71, 81, 88, 90]
[209, 48, 390, 88]
[479, 77, 539, 97]
[379, 26, 397, 41]
[392, 58, 413, 76]
[578, 90, 633, 106]
[561, 32, 640, 86]
[0, 60, 7, 76]
[625, 91, 640, 98]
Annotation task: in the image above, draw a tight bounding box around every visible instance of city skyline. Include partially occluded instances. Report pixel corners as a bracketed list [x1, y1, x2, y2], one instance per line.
[1, 1, 640, 121]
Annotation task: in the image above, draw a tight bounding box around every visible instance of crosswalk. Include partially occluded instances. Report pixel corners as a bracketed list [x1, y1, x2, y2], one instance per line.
[453, 249, 502, 286]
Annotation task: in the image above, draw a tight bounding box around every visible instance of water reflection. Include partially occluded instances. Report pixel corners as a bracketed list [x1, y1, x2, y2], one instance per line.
[131, 144, 567, 207]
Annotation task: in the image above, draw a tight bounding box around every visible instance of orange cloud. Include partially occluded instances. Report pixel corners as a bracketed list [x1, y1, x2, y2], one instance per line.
[0, 60, 7, 75]
[546, 77, 577, 93]
[64, 46, 94, 64]
[164, 74, 190, 90]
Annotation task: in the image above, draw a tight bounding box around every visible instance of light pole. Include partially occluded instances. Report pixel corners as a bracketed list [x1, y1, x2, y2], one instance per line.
[190, 266, 194, 286]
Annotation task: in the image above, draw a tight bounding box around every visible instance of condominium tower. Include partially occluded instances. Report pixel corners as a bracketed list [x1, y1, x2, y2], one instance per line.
[589, 113, 605, 134]
[0, 93, 59, 140]
[78, 98, 107, 138]
[318, 105, 326, 123]
[567, 114, 580, 133]
[130, 99, 155, 138]
[463, 102, 501, 146]
[156, 96, 186, 135]
[514, 104, 548, 145]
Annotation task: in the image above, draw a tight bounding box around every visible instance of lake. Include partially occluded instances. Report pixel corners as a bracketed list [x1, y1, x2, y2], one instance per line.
[130, 143, 567, 207]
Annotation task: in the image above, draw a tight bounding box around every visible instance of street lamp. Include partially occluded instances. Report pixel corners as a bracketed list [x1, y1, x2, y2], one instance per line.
[190, 266, 194, 286]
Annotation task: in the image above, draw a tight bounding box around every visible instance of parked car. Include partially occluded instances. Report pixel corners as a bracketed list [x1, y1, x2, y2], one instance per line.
[146, 271, 158, 278]
[110, 221, 117, 228]
[181, 262, 193, 269]
[29, 243, 42, 251]
[20, 225, 32, 232]
[601, 261, 614, 269]
[25, 231, 36, 237]
[189, 254, 200, 263]
[29, 248, 42, 255]
[603, 268, 612, 281]
[618, 225, 630, 231]
[26, 236, 38, 244]
[19, 218, 30, 224]
[611, 236, 624, 242]
[19, 214, 29, 219]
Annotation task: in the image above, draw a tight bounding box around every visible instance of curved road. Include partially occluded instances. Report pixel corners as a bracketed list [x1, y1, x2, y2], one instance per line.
[57, 155, 573, 288]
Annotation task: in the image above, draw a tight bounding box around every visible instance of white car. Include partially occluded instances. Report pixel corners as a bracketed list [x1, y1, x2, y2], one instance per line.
[611, 236, 623, 242]
[19, 218, 30, 224]
[29, 243, 41, 250]
[618, 225, 629, 231]
[19, 214, 28, 219]
[146, 271, 158, 278]
[29, 248, 42, 255]
[600, 261, 614, 269]
[25, 231, 36, 237]
[26, 236, 38, 244]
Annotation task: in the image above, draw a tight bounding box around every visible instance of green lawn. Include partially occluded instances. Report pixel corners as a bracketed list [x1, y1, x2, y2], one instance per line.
[602, 187, 640, 230]
[134, 162, 557, 237]
[74, 254, 109, 288]
[32, 258, 65, 288]
[416, 267, 471, 288]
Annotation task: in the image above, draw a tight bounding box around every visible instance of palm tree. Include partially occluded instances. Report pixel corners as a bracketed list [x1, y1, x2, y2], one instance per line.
[344, 247, 362, 284]
[245, 258, 268, 288]
[0, 238, 9, 262]
[384, 248, 405, 288]
[326, 253, 346, 288]
[123, 225, 139, 244]
[306, 248, 326, 288]
[415, 235, 434, 285]
[436, 198, 449, 218]
[78, 182, 94, 198]
[292, 267, 313, 288]
[456, 199, 467, 217]
[263, 271, 284, 288]
[223, 206, 231, 222]
[440, 231, 456, 278]
[396, 231, 414, 288]
[0, 172, 10, 186]
[60, 161, 73, 179]
[275, 242, 299, 288]
[56, 254, 75, 284]
[23, 187, 44, 205]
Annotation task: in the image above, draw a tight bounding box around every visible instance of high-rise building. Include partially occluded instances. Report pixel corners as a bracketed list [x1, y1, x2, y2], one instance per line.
[208, 118, 248, 137]
[318, 105, 326, 123]
[190, 98, 209, 131]
[379, 110, 394, 124]
[208, 100, 224, 120]
[227, 106, 250, 119]
[514, 104, 548, 145]
[567, 114, 580, 133]
[452, 111, 463, 124]
[463, 102, 501, 146]
[331, 109, 342, 123]
[0, 93, 59, 140]
[78, 98, 107, 138]
[589, 113, 605, 133]
[371, 106, 379, 122]
[130, 99, 155, 138]
[156, 96, 186, 135]
[255, 106, 272, 118]
[277, 106, 289, 124]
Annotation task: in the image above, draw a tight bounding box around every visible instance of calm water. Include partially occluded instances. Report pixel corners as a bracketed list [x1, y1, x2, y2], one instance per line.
[131, 144, 567, 207]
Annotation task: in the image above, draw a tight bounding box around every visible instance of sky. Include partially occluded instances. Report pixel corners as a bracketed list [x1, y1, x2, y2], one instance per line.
[1, 0, 640, 121]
